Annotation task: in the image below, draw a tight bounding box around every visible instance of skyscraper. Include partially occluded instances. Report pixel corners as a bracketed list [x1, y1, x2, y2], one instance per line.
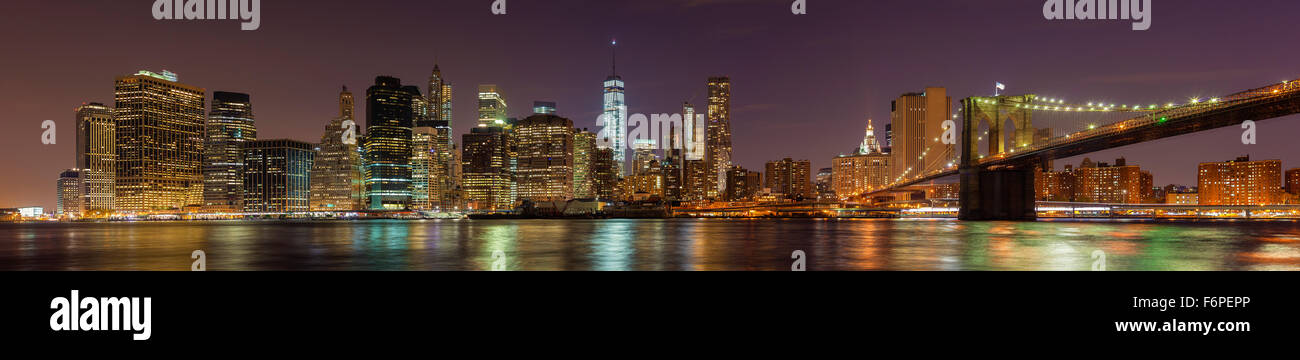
[477, 84, 507, 127]
[833, 153, 890, 200]
[425, 65, 451, 128]
[411, 126, 436, 210]
[422, 66, 456, 211]
[114, 70, 206, 212]
[681, 159, 711, 202]
[243, 139, 315, 213]
[56, 169, 85, 217]
[1198, 156, 1283, 206]
[860, 119, 882, 155]
[592, 148, 618, 200]
[706, 77, 732, 199]
[682, 102, 703, 161]
[574, 130, 597, 199]
[363, 76, 417, 210]
[462, 127, 514, 211]
[74, 102, 115, 212]
[765, 158, 813, 200]
[310, 87, 365, 211]
[890, 88, 952, 182]
[602, 40, 628, 176]
[203, 91, 257, 212]
[516, 114, 576, 202]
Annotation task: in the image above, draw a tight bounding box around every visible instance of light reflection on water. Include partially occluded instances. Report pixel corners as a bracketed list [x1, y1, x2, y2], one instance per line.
[1, 219, 1298, 271]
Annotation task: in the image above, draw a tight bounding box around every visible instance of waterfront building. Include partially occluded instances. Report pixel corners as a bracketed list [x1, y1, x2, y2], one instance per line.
[765, 158, 813, 200]
[681, 159, 711, 202]
[516, 114, 576, 202]
[1286, 168, 1300, 196]
[462, 127, 514, 211]
[574, 130, 597, 199]
[74, 102, 115, 212]
[833, 153, 890, 200]
[203, 91, 257, 212]
[1198, 156, 1284, 206]
[114, 70, 206, 212]
[592, 148, 618, 200]
[310, 87, 365, 211]
[1036, 158, 1152, 203]
[815, 167, 834, 200]
[362, 77, 417, 210]
[242, 139, 315, 213]
[56, 169, 85, 217]
[706, 77, 732, 198]
[724, 166, 762, 201]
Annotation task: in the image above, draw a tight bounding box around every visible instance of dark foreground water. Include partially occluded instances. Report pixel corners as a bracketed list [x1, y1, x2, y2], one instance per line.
[1, 219, 1299, 271]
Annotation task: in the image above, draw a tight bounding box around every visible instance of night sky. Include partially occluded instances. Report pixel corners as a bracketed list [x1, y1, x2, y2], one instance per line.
[3, 0, 1299, 210]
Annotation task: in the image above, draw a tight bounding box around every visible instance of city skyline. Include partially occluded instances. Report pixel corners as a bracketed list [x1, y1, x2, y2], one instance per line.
[4, 0, 1300, 210]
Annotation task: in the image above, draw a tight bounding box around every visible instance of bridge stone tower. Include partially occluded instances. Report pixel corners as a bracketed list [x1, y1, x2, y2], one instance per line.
[959, 96, 1038, 221]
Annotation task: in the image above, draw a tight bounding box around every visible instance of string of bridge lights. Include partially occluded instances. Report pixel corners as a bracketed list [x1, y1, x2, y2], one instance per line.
[967, 95, 1225, 112]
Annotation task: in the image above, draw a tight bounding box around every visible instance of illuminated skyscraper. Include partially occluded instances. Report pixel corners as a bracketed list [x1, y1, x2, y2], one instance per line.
[420, 66, 457, 211]
[682, 102, 703, 161]
[765, 158, 813, 200]
[602, 40, 628, 175]
[114, 70, 206, 212]
[592, 148, 618, 200]
[706, 77, 732, 199]
[310, 87, 365, 211]
[681, 159, 711, 202]
[574, 130, 597, 199]
[860, 119, 882, 155]
[462, 127, 514, 211]
[362, 76, 417, 210]
[56, 169, 85, 217]
[1198, 156, 1283, 206]
[411, 127, 436, 210]
[478, 84, 507, 127]
[890, 88, 952, 182]
[516, 114, 576, 202]
[74, 102, 115, 212]
[425, 65, 451, 128]
[243, 140, 315, 213]
[203, 91, 257, 212]
[833, 153, 890, 200]
[815, 168, 834, 200]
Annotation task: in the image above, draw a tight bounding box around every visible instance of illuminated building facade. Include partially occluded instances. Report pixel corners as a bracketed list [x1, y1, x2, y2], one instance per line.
[632, 139, 659, 176]
[411, 127, 436, 210]
[890, 88, 952, 182]
[1198, 156, 1283, 206]
[574, 130, 597, 199]
[724, 166, 761, 201]
[56, 169, 85, 217]
[602, 42, 628, 176]
[462, 127, 514, 211]
[362, 77, 417, 210]
[765, 158, 813, 200]
[815, 168, 834, 200]
[310, 87, 365, 211]
[516, 114, 576, 202]
[74, 102, 115, 212]
[1038, 158, 1152, 203]
[114, 70, 206, 212]
[242, 140, 315, 213]
[833, 153, 890, 200]
[592, 148, 618, 200]
[477, 84, 507, 127]
[681, 159, 711, 202]
[706, 77, 732, 198]
[203, 91, 257, 212]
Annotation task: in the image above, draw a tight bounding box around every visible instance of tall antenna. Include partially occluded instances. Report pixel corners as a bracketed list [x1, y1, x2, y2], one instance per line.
[611, 38, 618, 77]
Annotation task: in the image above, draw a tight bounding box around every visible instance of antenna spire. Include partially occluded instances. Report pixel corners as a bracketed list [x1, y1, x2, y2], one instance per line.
[611, 38, 618, 77]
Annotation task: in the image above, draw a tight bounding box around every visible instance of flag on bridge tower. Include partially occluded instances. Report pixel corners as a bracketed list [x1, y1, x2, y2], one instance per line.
[995, 82, 1006, 96]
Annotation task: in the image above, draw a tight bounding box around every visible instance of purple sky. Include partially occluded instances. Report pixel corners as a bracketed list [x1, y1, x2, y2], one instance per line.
[3, 0, 1300, 210]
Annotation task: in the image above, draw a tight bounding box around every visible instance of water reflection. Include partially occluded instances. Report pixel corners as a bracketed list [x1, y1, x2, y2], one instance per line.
[0, 219, 1298, 271]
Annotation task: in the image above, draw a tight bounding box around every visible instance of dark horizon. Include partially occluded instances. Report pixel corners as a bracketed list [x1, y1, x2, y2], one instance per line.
[3, 0, 1300, 210]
